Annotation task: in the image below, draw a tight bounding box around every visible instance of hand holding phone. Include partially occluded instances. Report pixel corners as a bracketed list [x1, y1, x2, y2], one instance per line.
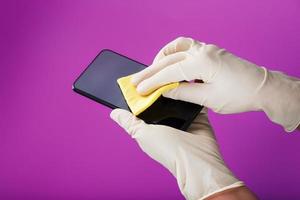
[73, 49, 202, 130]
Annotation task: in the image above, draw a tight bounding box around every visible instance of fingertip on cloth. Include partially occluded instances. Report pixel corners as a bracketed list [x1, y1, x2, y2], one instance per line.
[117, 75, 179, 115]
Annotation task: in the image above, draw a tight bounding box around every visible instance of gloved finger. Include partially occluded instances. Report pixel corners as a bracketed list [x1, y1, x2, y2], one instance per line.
[110, 108, 145, 137]
[136, 60, 194, 95]
[153, 37, 194, 64]
[131, 52, 186, 86]
[162, 82, 213, 108]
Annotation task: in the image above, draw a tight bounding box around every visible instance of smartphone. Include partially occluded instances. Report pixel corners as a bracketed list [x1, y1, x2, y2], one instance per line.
[72, 49, 202, 130]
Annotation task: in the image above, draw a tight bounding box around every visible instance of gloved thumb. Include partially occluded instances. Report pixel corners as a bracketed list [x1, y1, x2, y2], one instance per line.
[162, 82, 211, 107]
[110, 108, 145, 137]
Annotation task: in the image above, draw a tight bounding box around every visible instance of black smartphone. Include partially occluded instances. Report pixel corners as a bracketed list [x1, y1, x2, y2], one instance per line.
[72, 49, 202, 131]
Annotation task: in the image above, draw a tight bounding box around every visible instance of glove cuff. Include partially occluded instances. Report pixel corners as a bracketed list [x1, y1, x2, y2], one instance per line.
[200, 181, 244, 200]
[256, 68, 300, 132]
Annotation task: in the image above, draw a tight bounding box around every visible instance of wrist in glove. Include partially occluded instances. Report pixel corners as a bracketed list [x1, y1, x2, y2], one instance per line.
[255, 68, 300, 132]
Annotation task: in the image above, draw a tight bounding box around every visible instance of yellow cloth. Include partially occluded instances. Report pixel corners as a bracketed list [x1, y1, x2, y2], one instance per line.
[117, 75, 179, 116]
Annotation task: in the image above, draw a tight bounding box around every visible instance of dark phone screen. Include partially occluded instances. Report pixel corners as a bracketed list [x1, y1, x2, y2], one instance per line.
[73, 50, 144, 110]
[73, 49, 202, 130]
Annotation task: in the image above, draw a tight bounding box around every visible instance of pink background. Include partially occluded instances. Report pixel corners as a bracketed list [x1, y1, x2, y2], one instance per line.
[1, 0, 300, 199]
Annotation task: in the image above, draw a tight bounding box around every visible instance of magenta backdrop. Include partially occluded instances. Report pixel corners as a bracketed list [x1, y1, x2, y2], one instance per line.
[1, 0, 300, 199]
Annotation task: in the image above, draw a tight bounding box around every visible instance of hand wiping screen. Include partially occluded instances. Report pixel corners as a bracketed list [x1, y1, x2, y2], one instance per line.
[117, 75, 179, 115]
[73, 49, 202, 130]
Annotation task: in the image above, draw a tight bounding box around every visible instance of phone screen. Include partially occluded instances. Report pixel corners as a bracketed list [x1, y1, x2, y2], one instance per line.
[73, 49, 202, 130]
[73, 50, 144, 110]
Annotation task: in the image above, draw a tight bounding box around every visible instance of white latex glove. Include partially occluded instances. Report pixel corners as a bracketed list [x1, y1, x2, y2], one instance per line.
[131, 37, 300, 132]
[110, 108, 244, 200]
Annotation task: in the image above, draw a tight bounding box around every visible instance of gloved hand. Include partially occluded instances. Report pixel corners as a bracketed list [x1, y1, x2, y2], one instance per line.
[131, 37, 300, 132]
[110, 108, 244, 200]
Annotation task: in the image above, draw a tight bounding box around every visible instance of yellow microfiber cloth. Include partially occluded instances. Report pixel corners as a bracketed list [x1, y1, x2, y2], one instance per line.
[117, 75, 179, 116]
